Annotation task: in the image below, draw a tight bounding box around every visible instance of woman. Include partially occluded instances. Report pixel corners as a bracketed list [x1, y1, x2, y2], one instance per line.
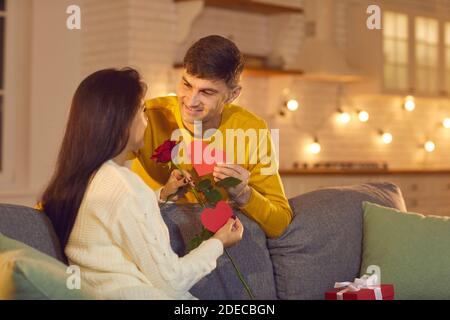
[40, 68, 243, 299]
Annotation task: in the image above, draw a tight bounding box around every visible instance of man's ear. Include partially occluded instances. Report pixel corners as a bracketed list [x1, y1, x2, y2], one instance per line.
[226, 86, 242, 104]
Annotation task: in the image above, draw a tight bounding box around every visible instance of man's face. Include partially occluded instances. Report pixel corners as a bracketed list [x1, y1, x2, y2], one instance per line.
[177, 71, 234, 125]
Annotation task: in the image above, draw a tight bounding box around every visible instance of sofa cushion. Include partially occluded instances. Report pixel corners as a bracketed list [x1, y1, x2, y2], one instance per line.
[160, 203, 277, 300]
[0, 204, 64, 262]
[360, 201, 450, 299]
[267, 182, 407, 300]
[0, 233, 97, 300]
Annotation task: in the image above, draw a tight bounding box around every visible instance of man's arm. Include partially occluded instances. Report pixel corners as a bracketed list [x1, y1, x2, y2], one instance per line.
[214, 121, 293, 238]
[238, 167, 293, 238]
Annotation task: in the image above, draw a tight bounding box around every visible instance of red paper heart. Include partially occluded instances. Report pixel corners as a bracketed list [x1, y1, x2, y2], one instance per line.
[188, 141, 228, 176]
[200, 200, 233, 233]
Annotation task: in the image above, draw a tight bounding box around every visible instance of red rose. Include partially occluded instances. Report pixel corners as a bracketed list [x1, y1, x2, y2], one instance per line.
[151, 139, 177, 163]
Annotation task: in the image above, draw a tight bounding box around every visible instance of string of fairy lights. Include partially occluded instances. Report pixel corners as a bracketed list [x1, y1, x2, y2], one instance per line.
[280, 92, 450, 155]
[166, 88, 448, 156]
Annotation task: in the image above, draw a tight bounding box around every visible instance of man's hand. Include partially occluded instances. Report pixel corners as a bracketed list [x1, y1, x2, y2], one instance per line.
[213, 163, 252, 206]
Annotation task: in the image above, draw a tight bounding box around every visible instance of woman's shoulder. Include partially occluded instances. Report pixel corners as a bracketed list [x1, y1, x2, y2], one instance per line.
[86, 161, 150, 207]
[91, 160, 135, 192]
[80, 160, 158, 226]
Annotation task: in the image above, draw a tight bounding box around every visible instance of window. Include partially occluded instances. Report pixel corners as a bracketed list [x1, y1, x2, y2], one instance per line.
[0, 0, 5, 172]
[446, 22, 450, 95]
[383, 12, 409, 91]
[415, 17, 439, 94]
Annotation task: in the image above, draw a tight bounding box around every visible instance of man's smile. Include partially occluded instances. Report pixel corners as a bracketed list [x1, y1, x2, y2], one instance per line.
[183, 103, 204, 116]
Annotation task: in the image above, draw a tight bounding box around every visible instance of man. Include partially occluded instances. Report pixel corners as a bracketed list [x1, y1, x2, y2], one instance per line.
[132, 35, 293, 238]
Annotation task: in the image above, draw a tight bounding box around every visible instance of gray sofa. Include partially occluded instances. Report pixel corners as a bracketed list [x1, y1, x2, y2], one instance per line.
[0, 182, 406, 300]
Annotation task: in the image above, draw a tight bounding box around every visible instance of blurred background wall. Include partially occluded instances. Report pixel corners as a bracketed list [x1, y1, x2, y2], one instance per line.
[2, 0, 450, 215]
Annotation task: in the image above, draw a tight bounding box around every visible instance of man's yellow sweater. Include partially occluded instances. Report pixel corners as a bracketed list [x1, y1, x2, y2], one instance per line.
[132, 96, 293, 238]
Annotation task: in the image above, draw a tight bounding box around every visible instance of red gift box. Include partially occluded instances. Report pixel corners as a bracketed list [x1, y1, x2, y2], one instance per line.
[325, 284, 394, 300]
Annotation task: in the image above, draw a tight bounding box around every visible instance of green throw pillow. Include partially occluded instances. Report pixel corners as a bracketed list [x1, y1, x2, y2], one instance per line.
[360, 202, 450, 300]
[0, 233, 97, 300]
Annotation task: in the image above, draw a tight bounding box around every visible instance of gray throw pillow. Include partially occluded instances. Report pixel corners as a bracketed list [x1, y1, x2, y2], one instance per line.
[267, 182, 407, 300]
[161, 203, 277, 300]
[0, 204, 64, 262]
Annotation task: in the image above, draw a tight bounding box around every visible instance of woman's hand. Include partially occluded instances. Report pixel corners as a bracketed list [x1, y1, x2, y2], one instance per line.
[212, 217, 244, 248]
[160, 169, 194, 202]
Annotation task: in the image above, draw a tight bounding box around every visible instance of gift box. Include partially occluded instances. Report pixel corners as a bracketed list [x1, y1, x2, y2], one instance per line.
[325, 284, 394, 300]
[325, 274, 394, 300]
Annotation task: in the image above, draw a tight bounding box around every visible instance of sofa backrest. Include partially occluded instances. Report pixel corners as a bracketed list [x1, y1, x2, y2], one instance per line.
[267, 182, 407, 300]
[0, 204, 64, 262]
[0, 181, 407, 300]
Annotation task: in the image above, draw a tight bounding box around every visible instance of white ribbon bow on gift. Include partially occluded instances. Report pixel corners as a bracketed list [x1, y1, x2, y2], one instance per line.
[334, 274, 383, 300]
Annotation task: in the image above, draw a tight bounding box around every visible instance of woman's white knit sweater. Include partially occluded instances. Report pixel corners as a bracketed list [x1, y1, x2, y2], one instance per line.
[65, 160, 223, 300]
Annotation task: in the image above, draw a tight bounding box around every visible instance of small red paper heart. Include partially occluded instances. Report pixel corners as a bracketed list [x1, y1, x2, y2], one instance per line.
[188, 141, 228, 176]
[200, 200, 233, 233]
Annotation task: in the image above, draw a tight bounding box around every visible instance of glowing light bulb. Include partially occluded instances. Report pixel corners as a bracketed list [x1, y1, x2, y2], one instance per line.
[404, 95, 415, 112]
[443, 118, 450, 129]
[358, 110, 369, 122]
[381, 132, 393, 144]
[338, 111, 351, 124]
[309, 141, 321, 154]
[424, 141, 435, 153]
[287, 99, 299, 111]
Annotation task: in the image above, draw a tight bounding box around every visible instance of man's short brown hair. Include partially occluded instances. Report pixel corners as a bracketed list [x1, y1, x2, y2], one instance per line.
[183, 35, 244, 88]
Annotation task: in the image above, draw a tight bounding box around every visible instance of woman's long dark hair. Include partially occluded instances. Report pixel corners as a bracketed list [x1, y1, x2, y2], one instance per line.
[41, 67, 147, 254]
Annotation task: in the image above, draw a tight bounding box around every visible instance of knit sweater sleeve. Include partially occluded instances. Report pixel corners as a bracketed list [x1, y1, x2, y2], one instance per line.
[109, 193, 223, 295]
